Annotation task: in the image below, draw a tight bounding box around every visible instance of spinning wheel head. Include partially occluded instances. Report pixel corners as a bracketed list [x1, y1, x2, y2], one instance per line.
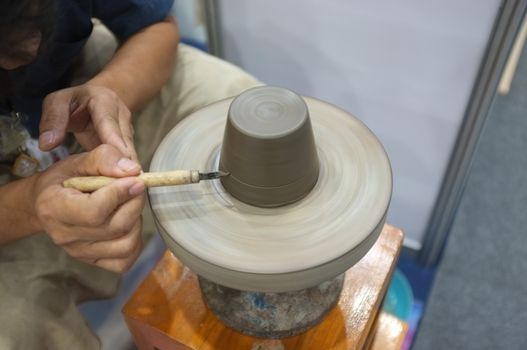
[149, 86, 392, 292]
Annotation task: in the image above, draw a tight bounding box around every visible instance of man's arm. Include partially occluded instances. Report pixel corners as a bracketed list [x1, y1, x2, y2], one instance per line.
[88, 16, 180, 112]
[0, 177, 41, 245]
[39, 16, 180, 157]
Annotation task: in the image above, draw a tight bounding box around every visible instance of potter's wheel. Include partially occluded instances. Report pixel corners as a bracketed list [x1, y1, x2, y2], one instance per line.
[149, 96, 392, 292]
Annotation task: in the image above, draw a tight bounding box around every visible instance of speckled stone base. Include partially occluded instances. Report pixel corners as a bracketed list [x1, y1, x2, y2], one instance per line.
[198, 274, 344, 338]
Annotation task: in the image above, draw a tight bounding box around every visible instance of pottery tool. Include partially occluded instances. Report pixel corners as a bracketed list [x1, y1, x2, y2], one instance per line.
[148, 86, 392, 338]
[63, 170, 228, 192]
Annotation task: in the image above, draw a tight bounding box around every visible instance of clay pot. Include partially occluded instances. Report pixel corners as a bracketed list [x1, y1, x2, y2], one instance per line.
[219, 86, 319, 207]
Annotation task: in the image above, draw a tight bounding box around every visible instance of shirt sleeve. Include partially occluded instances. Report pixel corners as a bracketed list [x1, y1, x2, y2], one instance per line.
[92, 0, 175, 41]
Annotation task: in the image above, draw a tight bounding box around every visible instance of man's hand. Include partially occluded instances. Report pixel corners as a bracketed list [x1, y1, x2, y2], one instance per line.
[33, 144, 145, 273]
[37, 16, 179, 161]
[39, 84, 136, 159]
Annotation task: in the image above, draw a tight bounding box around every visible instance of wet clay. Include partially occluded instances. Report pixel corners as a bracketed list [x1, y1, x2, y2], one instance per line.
[219, 86, 319, 207]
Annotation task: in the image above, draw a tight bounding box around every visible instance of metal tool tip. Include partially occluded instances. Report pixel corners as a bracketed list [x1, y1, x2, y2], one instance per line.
[199, 171, 230, 181]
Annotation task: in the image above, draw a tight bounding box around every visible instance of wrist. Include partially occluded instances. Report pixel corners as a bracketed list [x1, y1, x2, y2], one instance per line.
[87, 74, 116, 92]
[87, 72, 135, 111]
[0, 174, 43, 245]
[26, 173, 44, 234]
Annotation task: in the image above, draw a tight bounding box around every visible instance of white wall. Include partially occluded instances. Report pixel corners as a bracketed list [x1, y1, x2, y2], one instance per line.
[172, 0, 207, 46]
[218, 0, 501, 248]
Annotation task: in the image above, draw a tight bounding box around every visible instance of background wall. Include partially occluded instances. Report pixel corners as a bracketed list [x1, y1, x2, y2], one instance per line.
[172, 0, 208, 50]
[217, 0, 501, 248]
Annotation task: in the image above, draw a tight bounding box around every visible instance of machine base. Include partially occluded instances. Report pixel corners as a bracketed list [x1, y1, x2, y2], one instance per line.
[199, 274, 345, 338]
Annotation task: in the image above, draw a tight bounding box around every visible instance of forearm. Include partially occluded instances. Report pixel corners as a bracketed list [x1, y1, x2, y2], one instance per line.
[0, 176, 41, 245]
[88, 16, 180, 112]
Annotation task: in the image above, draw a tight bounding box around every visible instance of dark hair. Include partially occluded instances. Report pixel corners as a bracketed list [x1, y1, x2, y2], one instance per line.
[0, 0, 58, 96]
[0, 0, 57, 49]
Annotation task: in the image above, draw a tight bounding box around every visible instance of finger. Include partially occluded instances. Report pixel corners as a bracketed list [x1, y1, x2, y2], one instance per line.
[68, 193, 145, 241]
[60, 177, 145, 226]
[39, 89, 75, 150]
[106, 194, 145, 238]
[94, 233, 144, 273]
[88, 95, 130, 157]
[70, 101, 102, 151]
[89, 177, 145, 221]
[74, 127, 102, 151]
[73, 144, 142, 178]
[118, 107, 137, 161]
[68, 102, 91, 133]
[64, 219, 142, 260]
[59, 196, 145, 244]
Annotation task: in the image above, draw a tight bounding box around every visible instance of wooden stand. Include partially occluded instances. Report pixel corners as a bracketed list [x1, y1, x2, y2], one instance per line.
[123, 225, 407, 350]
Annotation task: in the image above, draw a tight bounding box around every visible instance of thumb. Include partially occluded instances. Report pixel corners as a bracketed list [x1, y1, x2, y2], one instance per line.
[39, 89, 75, 151]
[73, 144, 142, 178]
[89, 177, 146, 218]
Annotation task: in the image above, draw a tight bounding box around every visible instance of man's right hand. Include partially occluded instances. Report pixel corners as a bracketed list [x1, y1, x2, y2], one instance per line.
[32, 144, 146, 273]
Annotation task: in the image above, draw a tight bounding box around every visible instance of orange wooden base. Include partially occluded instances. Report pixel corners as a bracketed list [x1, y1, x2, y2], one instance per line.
[123, 225, 405, 350]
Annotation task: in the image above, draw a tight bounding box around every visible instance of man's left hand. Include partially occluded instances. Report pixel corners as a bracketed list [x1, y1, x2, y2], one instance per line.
[39, 84, 136, 159]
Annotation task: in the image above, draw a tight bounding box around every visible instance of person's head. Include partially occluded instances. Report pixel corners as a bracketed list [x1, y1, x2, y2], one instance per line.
[0, 0, 57, 71]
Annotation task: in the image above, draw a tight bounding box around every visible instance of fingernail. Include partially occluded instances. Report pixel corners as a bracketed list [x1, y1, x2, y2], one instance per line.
[118, 158, 140, 172]
[39, 131, 55, 147]
[129, 181, 145, 196]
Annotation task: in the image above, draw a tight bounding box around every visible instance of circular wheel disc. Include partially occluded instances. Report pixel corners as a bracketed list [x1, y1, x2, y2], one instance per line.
[149, 96, 392, 292]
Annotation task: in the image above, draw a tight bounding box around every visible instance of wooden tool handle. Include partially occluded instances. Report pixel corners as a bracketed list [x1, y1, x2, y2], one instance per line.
[63, 170, 200, 192]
